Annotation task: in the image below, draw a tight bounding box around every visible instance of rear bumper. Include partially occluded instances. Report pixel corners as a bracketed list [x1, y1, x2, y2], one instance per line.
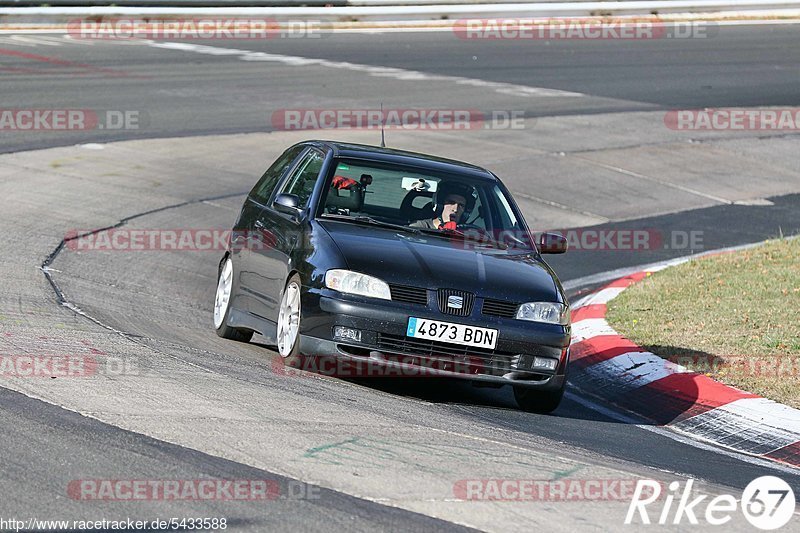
[298, 289, 570, 390]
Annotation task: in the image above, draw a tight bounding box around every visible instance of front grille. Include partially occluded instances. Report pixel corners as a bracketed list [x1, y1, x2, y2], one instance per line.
[389, 284, 428, 305]
[482, 299, 519, 318]
[374, 334, 556, 378]
[376, 333, 514, 366]
[437, 289, 474, 316]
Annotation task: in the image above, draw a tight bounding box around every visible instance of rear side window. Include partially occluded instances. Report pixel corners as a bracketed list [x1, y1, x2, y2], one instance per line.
[278, 150, 325, 208]
[250, 145, 305, 205]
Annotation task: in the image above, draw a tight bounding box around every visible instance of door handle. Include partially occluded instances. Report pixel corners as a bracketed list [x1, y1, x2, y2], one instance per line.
[254, 220, 265, 229]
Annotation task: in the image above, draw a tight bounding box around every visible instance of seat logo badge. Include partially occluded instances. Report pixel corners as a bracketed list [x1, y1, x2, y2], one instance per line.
[447, 295, 464, 309]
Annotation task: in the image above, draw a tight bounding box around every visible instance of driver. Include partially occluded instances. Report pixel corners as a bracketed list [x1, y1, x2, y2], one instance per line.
[410, 181, 471, 230]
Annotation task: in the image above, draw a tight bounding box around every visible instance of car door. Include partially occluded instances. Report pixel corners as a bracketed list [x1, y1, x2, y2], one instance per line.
[233, 145, 306, 315]
[248, 148, 327, 322]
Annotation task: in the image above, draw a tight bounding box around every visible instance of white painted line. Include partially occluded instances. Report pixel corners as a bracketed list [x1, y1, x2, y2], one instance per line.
[644, 258, 690, 272]
[8, 34, 61, 46]
[201, 200, 238, 211]
[571, 156, 735, 205]
[144, 40, 585, 99]
[61, 34, 97, 45]
[514, 190, 608, 223]
[0, 36, 38, 47]
[733, 198, 775, 206]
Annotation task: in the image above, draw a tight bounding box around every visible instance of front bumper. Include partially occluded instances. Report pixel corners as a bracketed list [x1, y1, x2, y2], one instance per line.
[298, 288, 570, 390]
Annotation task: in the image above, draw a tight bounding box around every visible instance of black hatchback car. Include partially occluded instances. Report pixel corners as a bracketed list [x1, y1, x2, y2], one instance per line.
[214, 141, 571, 413]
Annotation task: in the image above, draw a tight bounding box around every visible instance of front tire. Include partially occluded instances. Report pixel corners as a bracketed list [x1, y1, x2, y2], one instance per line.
[277, 274, 303, 368]
[214, 256, 253, 342]
[513, 380, 565, 414]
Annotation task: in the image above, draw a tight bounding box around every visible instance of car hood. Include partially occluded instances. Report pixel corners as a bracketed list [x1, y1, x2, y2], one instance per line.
[318, 220, 564, 303]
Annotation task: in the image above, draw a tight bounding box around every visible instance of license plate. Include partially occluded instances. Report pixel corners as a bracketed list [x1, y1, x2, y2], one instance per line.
[406, 317, 498, 350]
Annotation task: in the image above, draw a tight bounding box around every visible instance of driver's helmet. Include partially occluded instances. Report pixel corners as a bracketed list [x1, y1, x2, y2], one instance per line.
[434, 180, 477, 223]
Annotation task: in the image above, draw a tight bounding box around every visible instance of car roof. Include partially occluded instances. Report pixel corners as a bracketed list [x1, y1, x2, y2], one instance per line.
[303, 140, 498, 181]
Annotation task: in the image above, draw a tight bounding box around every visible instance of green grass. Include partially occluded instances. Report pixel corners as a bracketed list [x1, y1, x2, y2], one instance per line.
[606, 238, 800, 408]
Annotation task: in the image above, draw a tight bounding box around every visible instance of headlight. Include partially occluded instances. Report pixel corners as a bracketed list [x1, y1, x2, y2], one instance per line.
[325, 269, 391, 300]
[516, 302, 569, 325]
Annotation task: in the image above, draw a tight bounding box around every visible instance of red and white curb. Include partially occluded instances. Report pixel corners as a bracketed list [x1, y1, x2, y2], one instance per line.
[569, 263, 800, 469]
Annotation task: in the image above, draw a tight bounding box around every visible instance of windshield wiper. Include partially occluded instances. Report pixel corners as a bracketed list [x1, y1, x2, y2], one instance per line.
[320, 214, 422, 235]
[500, 232, 528, 249]
[321, 215, 515, 249]
[416, 227, 510, 250]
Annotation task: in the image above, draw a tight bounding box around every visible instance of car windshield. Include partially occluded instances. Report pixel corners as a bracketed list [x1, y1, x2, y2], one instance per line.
[317, 158, 532, 249]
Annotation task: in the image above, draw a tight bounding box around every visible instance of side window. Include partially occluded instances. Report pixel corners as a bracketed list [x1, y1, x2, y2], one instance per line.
[250, 146, 305, 205]
[493, 186, 518, 229]
[278, 150, 325, 208]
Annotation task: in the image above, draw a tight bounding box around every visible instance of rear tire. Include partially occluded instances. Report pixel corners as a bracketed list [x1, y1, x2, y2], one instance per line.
[277, 274, 303, 368]
[213, 256, 254, 342]
[513, 380, 565, 414]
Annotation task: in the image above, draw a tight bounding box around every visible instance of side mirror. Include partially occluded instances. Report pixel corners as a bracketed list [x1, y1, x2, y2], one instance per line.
[274, 193, 302, 216]
[538, 232, 568, 254]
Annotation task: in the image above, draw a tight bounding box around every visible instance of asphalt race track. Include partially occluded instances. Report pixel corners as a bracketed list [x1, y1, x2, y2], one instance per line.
[2, 24, 799, 154]
[1, 24, 800, 531]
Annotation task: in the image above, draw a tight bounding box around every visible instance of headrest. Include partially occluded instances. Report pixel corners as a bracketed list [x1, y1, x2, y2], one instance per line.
[400, 189, 435, 222]
[326, 185, 364, 211]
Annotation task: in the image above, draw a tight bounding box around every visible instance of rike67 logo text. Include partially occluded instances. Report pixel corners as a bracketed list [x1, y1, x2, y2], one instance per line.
[626, 477, 795, 530]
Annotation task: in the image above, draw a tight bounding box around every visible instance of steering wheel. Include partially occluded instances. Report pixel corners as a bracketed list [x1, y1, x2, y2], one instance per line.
[456, 223, 488, 234]
[455, 224, 493, 242]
